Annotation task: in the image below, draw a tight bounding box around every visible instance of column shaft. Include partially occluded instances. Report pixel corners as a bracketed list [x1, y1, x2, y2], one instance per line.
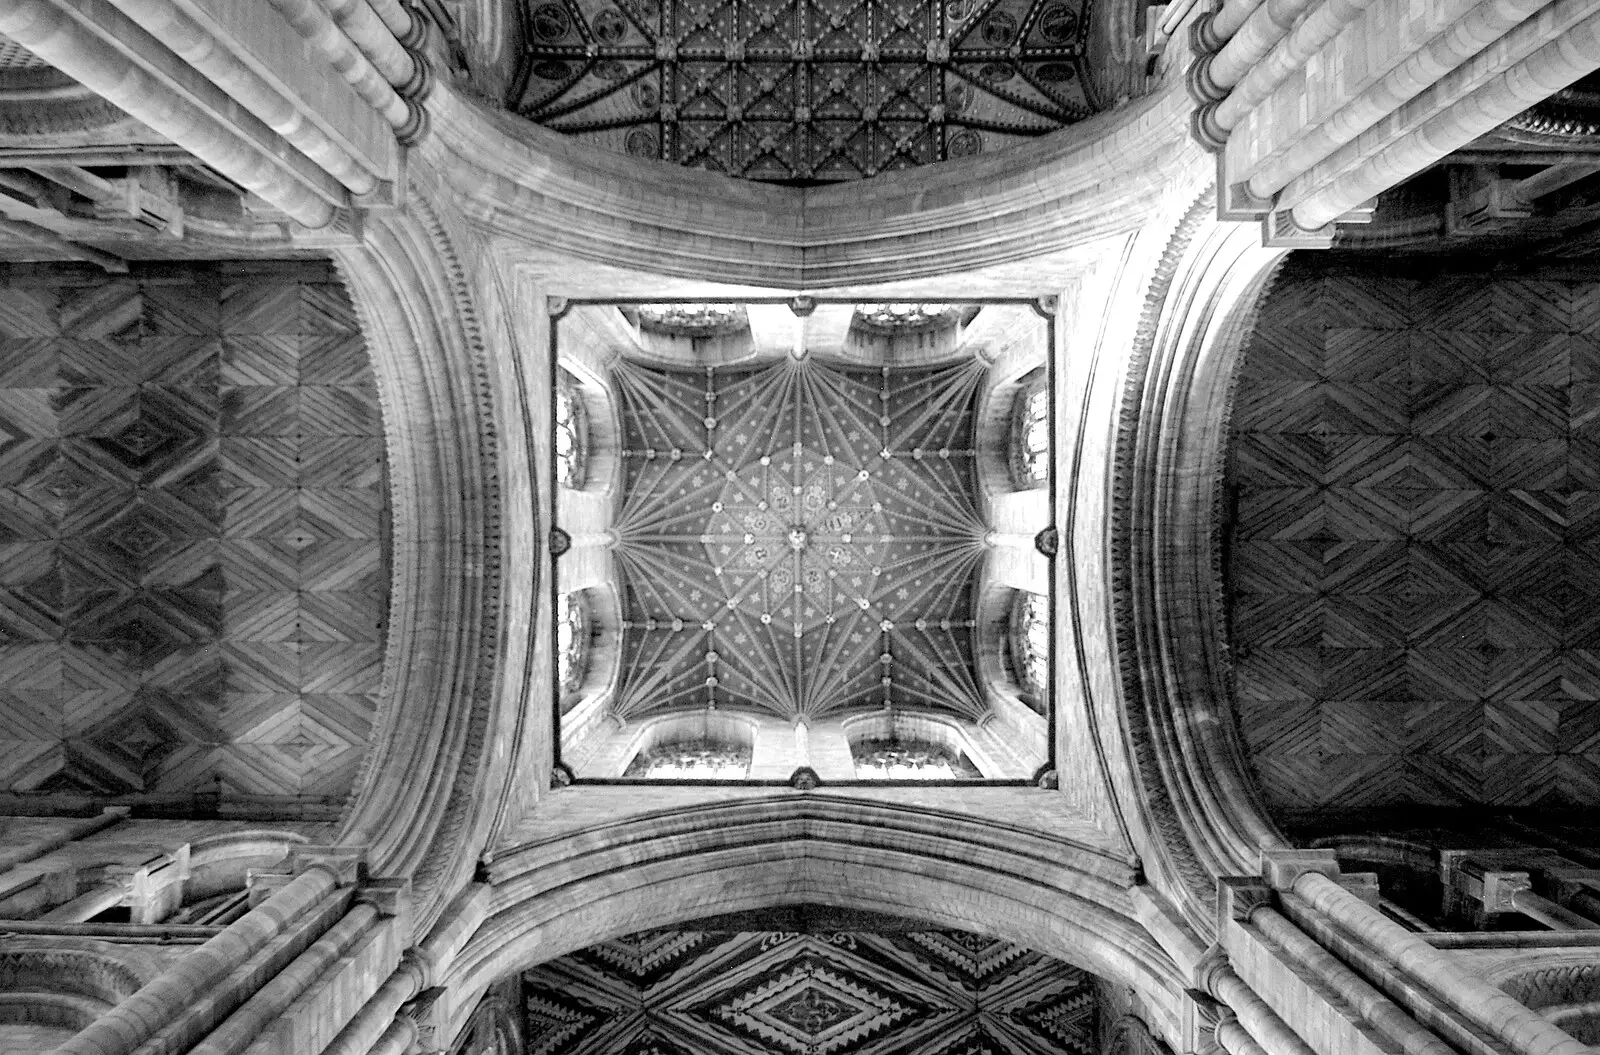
[1213, 0, 1376, 133]
[189, 902, 381, 1055]
[363, 0, 414, 38]
[1210, 966, 1321, 1055]
[0, 0, 339, 227]
[319, 962, 424, 1055]
[56, 866, 341, 1055]
[103, 0, 382, 192]
[0, 808, 124, 873]
[1209, 0, 1320, 92]
[1247, 0, 1554, 199]
[1217, 1017, 1271, 1055]
[317, 0, 417, 90]
[1290, 3, 1600, 228]
[265, 0, 414, 134]
[1292, 872, 1590, 1055]
[1252, 907, 1457, 1055]
[38, 881, 123, 922]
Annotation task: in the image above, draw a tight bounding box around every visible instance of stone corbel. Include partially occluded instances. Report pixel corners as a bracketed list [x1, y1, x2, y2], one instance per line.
[1259, 848, 1339, 891]
[1180, 988, 1224, 1055]
[359, 877, 414, 937]
[399, 985, 448, 1053]
[1216, 876, 1272, 935]
[1215, 153, 1273, 222]
[290, 844, 367, 886]
[1260, 208, 1335, 248]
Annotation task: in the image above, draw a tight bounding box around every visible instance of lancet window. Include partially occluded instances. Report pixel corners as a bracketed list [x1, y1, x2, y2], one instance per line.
[554, 371, 587, 489]
[557, 590, 590, 697]
[853, 303, 959, 332]
[635, 303, 747, 336]
[623, 739, 752, 778]
[1010, 590, 1049, 711]
[1010, 381, 1049, 488]
[851, 738, 981, 780]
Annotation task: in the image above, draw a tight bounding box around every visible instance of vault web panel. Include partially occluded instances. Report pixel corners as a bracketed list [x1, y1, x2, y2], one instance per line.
[609, 357, 989, 724]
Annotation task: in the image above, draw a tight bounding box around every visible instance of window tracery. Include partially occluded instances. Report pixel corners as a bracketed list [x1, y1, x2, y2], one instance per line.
[635, 303, 748, 337]
[555, 371, 588, 490]
[853, 303, 960, 333]
[851, 738, 981, 779]
[624, 739, 752, 778]
[557, 590, 590, 698]
[1009, 381, 1049, 488]
[1010, 590, 1049, 711]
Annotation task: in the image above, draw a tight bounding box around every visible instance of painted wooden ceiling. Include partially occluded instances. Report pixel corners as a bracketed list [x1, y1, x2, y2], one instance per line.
[523, 926, 1096, 1055]
[1226, 258, 1600, 819]
[511, 0, 1096, 180]
[609, 356, 990, 724]
[0, 262, 388, 814]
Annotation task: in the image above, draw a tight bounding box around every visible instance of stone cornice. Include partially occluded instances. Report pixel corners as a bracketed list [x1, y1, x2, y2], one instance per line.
[416, 70, 1207, 291]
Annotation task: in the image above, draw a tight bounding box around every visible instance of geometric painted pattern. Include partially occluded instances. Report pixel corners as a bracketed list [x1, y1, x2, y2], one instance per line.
[523, 928, 1095, 1055]
[513, 0, 1096, 181]
[600, 356, 990, 723]
[0, 262, 388, 811]
[1227, 262, 1600, 815]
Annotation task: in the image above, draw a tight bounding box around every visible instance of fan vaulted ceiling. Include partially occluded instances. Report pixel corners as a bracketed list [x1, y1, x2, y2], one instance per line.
[511, 0, 1096, 180]
[610, 356, 989, 723]
[523, 924, 1097, 1055]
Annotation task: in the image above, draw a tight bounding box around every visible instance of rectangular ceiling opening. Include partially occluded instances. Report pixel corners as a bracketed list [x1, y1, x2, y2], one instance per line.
[551, 300, 1054, 784]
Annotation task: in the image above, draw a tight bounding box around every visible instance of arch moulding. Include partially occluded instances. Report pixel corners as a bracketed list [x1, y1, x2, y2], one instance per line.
[331, 185, 518, 940]
[1110, 195, 1292, 938]
[435, 793, 1190, 1047]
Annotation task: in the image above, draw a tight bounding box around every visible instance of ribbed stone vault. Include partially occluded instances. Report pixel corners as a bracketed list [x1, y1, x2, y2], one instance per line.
[512, 0, 1101, 180]
[610, 356, 989, 723]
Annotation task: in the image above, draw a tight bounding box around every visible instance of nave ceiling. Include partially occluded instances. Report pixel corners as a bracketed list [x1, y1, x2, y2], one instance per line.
[0, 262, 388, 814]
[1226, 255, 1600, 822]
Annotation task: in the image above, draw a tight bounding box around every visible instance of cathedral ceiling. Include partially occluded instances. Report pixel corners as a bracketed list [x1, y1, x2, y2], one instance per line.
[523, 924, 1096, 1055]
[0, 262, 388, 813]
[607, 356, 990, 724]
[511, 0, 1097, 180]
[1226, 259, 1600, 820]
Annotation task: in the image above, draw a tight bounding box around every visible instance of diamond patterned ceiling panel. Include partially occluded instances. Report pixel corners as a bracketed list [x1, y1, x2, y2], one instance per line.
[523, 928, 1096, 1055]
[1226, 262, 1600, 817]
[606, 356, 989, 723]
[0, 263, 389, 812]
[512, 0, 1097, 180]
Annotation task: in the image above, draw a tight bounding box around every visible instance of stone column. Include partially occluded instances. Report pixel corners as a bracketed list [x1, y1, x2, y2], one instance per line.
[1290, 870, 1590, 1055]
[101, 0, 395, 192]
[0, 806, 125, 873]
[55, 865, 346, 1055]
[0, 0, 342, 227]
[264, 0, 420, 140]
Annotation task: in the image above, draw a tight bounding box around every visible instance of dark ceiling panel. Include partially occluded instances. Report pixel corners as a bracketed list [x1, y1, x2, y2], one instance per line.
[607, 357, 989, 724]
[512, 0, 1096, 180]
[523, 927, 1096, 1055]
[1226, 260, 1600, 818]
[0, 262, 388, 815]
